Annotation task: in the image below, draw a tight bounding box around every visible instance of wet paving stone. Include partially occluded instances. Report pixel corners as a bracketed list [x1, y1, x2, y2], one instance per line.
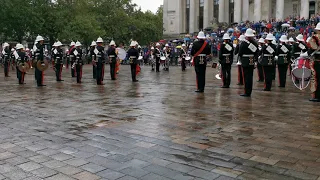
[0, 65, 320, 179]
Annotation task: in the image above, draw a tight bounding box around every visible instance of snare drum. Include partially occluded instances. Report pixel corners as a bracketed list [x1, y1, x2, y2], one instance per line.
[292, 57, 312, 79]
[160, 56, 166, 63]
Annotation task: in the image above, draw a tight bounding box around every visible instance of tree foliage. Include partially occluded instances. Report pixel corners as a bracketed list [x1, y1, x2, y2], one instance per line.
[0, 0, 163, 45]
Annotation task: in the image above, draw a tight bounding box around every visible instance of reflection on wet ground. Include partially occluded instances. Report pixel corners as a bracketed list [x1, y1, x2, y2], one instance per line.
[0, 65, 319, 180]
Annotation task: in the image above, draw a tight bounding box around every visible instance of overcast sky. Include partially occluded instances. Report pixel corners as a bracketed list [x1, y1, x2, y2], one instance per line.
[132, 0, 163, 13]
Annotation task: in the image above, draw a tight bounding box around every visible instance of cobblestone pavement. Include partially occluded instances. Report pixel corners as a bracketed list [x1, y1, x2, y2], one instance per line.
[0, 64, 319, 180]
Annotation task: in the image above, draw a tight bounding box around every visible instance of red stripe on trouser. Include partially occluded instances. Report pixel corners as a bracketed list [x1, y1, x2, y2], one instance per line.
[278, 66, 280, 86]
[22, 72, 25, 83]
[41, 71, 44, 85]
[241, 67, 246, 94]
[312, 63, 317, 99]
[238, 65, 241, 83]
[262, 67, 266, 89]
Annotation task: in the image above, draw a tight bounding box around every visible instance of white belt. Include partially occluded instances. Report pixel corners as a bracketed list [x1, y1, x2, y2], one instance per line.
[315, 52, 320, 54]
[129, 56, 136, 59]
[294, 52, 301, 54]
[222, 54, 230, 56]
[109, 55, 115, 58]
[198, 54, 206, 57]
[278, 54, 287, 56]
[242, 54, 254, 57]
[264, 54, 273, 57]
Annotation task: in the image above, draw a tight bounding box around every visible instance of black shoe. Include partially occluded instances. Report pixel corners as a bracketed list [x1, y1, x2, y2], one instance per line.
[19, 83, 25, 85]
[195, 90, 204, 93]
[257, 80, 264, 82]
[237, 83, 244, 85]
[278, 86, 285, 88]
[263, 89, 271, 91]
[309, 98, 320, 102]
[240, 94, 251, 97]
[133, 80, 139, 82]
[57, 80, 64, 82]
[112, 78, 116, 80]
[221, 86, 229, 88]
[38, 85, 46, 87]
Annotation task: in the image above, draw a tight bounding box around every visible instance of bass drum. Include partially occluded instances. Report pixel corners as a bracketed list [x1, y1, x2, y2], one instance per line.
[292, 57, 311, 79]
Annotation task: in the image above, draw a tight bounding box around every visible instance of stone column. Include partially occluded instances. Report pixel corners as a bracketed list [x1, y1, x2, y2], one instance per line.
[195, 0, 199, 31]
[242, 0, 249, 21]
[204, 0, 214, 28]
[276, 0, 284, 20]
[189, 0, 196, 33]
[224, 0, 229, 23]
[254, 0, 262, 22]
[300, 0, 309, 19]
[218, 0, 225, 23]
[234, 0, 242, 23]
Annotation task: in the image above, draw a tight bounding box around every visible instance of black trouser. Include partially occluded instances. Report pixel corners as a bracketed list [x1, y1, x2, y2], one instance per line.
[55, 64, 63, 81]
[16, 66, 19, 79]
[96, 63, 104, 85]
[110, 62, 116, 80]
[263, 66, 273, 91]
[257, 63, 264, 81]
[17, 70, 25, 84]
[312, 61, 320, 99]
[242, 65, 254, 95]
[76, 64, 82, 83]
[93, 65, 97, 79]
[156, 59, 160, 72]
[221, 63, 231, 87]
[181, 59, 186, 71]
[71, 60, 75, 77]
[278, 64, 288, 87]
[195, 64, 206, 91]
[35, 67, 43, 86]
[237, 65, 243, 85]
[130, 64, 137, 81]
[272, 65, 276, 80]
[4, 61, 9, 77]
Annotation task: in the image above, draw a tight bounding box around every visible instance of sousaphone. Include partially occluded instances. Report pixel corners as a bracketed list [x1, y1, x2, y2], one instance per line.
[36, 59, 49, 71]
[18, 62, 30, 73]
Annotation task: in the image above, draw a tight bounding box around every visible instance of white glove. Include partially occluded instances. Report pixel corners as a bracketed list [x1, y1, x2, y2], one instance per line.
[300, 52, 308, 57]
[258, 56, 261, 59]
[233, 44, 237, 48]
[275, 56, 278, 60]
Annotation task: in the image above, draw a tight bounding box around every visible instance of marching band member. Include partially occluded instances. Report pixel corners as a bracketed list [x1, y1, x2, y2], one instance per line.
[238, 28, 259, 97]
[234, 35, 245, 85]
[89, 41, 97, 79]
[163, 44, 170, 71]
[191, 31, 211, 93]
[52, 41, 64, 82]
[292, 34, 308, 60]
[257, 38, 265, 82]
[127, 41, 140, 82]
[219, 33, 234, 88]
[74, 41, 83, 84]
[65, 49, 69, 69]
[288, 37, 295, 74]
[95, 37, 106, 85]
[276, 35, 290, 87]
[180, 44, 188, 71]
[34, 35, 46, 87]
[116, 43, 125, 74]
[303, 22, 320, 102]
[260, 34, 277, 91]
[108, 40, 117, 80]
[16, 44, 28, 84]
[2, 42, 10, 77]
[69, 41, 76, 77]
[154, 43, 161, 72]
[150, 46, 155, 71]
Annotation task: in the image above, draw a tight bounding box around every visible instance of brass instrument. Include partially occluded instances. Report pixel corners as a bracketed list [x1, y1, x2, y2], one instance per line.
[36, 59, 49, 71]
